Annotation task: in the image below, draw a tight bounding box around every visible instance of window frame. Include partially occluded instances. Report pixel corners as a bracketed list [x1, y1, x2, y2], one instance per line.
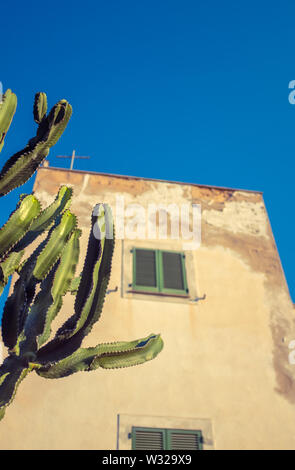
[132, 248, 189, 297]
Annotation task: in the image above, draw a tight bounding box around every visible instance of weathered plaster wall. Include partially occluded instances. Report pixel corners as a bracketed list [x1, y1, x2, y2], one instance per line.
[0, 167, 295, 450]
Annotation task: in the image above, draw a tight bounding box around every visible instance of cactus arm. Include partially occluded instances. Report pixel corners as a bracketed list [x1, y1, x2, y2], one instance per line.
[0, 98, 72, 197]
[0, 357, 30, 408]
[37, 99, 72, 148]
[32, 210, 77, 281]
[30, 186, 72, 233]
[35, 298, 62, 348]
[0, 250, 24, 296]
[16, 270, 57, 355]
[71, 204, 112, 334]
[1, 279, 28, 350]
[36, 228, 81, 348]
[36, 334, 164, 379]
[93, 334, 164, 369]
[0, 143, 49, 197]
[33, 92, 47, 124]
[51, 228, 81, 300]
[0, 195, 41, 260]
[35, 204, 114, 364]
[0, 251, 24, 282]
[70, 204, 114, 337]
[0, 89, 17, 153]
[13, 185, 73, 252]
[0, 355, 41, 421]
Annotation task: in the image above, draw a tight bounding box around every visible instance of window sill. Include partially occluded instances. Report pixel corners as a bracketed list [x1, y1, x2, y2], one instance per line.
[127, 290, 190, 299]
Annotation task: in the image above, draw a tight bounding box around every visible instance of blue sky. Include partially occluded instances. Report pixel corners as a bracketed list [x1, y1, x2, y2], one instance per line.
[0, 0, 295, 314]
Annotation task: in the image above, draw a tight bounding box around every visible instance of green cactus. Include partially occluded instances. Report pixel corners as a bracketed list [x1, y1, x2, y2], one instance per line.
[0, 89, 17, 154]
[0, 89, 72, 196]
[0, 88, 163, 423]
[33, 92, 47, 124]
[0, 196, 163, 421]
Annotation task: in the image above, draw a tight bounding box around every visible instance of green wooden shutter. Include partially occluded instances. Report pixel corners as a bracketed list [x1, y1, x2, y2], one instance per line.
[131, 427, 164, 450]
[166, 429, 203, 450]
[159, 250, 188, 295]
[132, 249, 159, 292]
[162, 252, 184, 290]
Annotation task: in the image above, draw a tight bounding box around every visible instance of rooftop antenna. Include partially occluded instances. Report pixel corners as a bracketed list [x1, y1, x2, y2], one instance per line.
[55, 149, 90, 170]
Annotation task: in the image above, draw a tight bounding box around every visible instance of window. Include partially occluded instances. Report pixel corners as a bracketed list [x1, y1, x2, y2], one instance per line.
[132, 248, 188, 296]
[118, 414, 213, 450]
[131, 427, 203, 450]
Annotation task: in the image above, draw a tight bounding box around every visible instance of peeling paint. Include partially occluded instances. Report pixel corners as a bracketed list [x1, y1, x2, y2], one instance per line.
[203, 200, 269, 238]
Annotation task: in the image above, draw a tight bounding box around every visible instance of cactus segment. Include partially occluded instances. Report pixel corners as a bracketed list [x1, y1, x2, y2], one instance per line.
[0, 96, 72, 197]
[0, 195, 41, 259]
[0, 143, 49, 197]
[34, 298, 62, 349]
[36, 334, 164, 379]
[33, 92, 47, 124]
[30, 186, 73, 233]
[37, 228, 81, 347]
[0, 89, 17, 153]
[51, 228, 81, 299]
[1, 279, 28, 350]
[71, 204, 112, 334]
[0, 250, 24, 295]
[43, 100, 72, 148]
[17, 269, 57, 355]
[32, 210, 77, 281]
[0, 357, 30, 408]
[92, 333, 164, 369]
[13, 185, 73, 252]
[0, 355, 38, 421]
[0, 251, 25, 282]
[0, 362, 28, 408]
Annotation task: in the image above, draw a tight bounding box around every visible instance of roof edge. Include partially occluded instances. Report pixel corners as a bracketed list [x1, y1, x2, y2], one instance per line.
[37, 165, 263, 195]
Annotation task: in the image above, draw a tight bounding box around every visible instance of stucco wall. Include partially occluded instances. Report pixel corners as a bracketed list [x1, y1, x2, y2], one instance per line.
[0, 167, 295, 450]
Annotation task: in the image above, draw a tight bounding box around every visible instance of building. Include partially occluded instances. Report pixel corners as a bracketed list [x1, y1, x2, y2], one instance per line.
[0, 165, 295, 450]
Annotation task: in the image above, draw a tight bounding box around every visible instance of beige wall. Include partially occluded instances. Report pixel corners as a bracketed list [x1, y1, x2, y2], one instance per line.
[1, 167, 295, 450]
